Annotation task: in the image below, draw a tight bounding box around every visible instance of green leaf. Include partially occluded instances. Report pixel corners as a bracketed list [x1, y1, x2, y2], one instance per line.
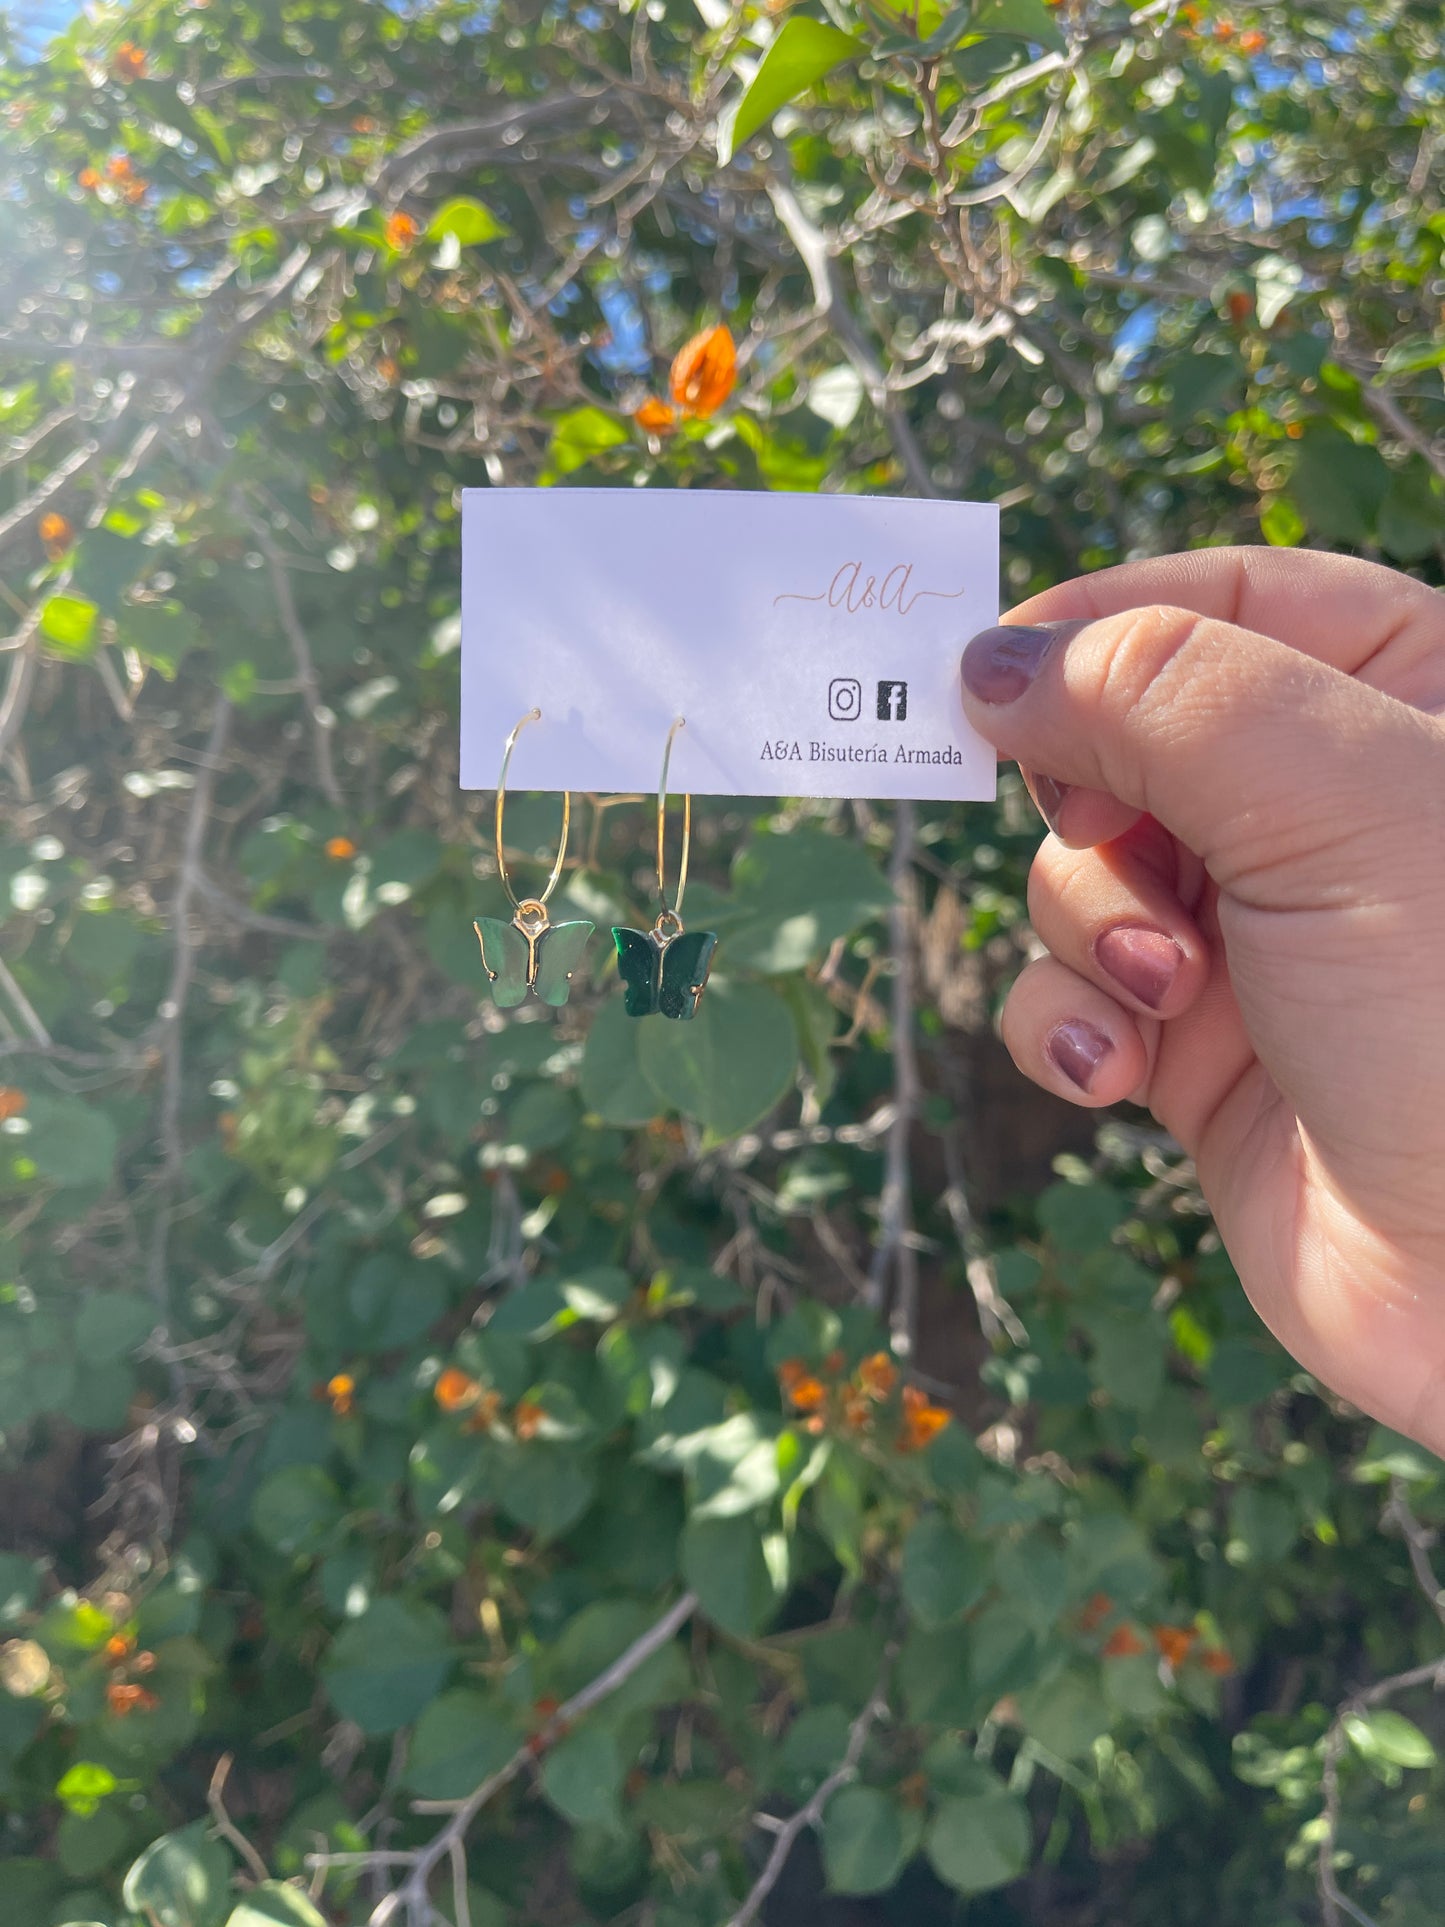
[1344, 1710, 1437, 1770]
[57, 1805, 129, 1881]
[323, 1598, 454, 1734]
[682, 1516, 782, 1637]
[821, 1785, 910, 1895]
[900, 1513, 990, 1628]
[968, 0, 1066, 50]
[121, 1822, 232, 1927]
[427, 196, 509, 245]
[39, 594, 99, 659]
[727, 827, 892, 973]
[250, 1465, 344, 1559]
[1259, 493, 1305, 548]
[75, 1292, 155, 1367]
[548, 406, 629, 475]
[638, 979, 798, 1140]
[55, 1762, 120, 1818]
[579, 996, 662, 1125]
[924, 1790, 1031, 1893]
[490, 1440, 598, 1542]
[225, 1885, 330, 1927]
[541, 1725, 625, 1830]
[688, 1413, 784, 1521]
[721, 19, 862, 165]
[1290, 426, 1390, 545]
[1376, 336, 1445, 380]
[404, 1692, 522, 1799]
[22, 1094, 118, 1190]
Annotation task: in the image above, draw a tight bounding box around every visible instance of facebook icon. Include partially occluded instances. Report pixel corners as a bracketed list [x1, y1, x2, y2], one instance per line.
[876, 679, 908, 721]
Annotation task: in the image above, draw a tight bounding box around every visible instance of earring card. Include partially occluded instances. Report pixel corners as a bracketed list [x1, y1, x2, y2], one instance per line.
[460, 489, 999, 802]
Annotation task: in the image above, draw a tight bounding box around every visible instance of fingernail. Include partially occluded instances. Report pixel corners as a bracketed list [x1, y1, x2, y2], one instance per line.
[1028, 771, 1072, 833]
[1046, 1018, 1113, 1093]
[1094, 926, 1184, 1012]
[961, 619, 1091, 705]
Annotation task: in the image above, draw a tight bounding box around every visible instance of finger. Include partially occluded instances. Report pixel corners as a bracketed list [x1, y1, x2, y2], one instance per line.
[958, 601, 1445, 907]
[999, 953, 1151, 1109]
[1025, 819, 1210, 1020]
[1018, 767, 1141, 847]
[1006, 546, 1445, 713]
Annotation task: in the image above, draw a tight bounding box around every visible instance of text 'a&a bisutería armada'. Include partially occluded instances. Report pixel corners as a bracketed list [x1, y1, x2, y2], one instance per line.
[759, 740, 967, 765]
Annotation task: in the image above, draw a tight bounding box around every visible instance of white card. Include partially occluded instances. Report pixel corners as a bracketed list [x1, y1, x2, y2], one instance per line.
[460, 489, 999, 801]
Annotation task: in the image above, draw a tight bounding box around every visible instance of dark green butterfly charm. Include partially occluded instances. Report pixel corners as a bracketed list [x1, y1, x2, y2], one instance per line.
[611, 914, 717, 1021]
[475, 900, 594, 1009]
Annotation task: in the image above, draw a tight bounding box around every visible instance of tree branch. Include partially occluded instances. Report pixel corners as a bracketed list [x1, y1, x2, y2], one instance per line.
[766, 179, 936, 499]
[307, 1590, 699, 1925]
[869, 802, 921, 1357]
[723, 1653, 894, 1927]
[252, 524, 342, 805]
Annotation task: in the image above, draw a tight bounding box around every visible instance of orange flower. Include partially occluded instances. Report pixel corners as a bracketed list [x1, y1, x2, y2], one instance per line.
[897, 1383, 951, 1453]
[803, 1413, 826, 1435]
[1226, 289, 1255, 324]
[786, 1375, 827, 1414]
[1213, 18, 1235, 38]
[78, 166, 101, 191]
[1103, 1623, 1146, 1659]
[434, 1367, 482, 1413]
[1239, 28, 1266, 51]
[352, 115, 380, 134]
[634, 396, 677, 434]
[104, 1633, 135, 1666]
[39, 512, 74, 558]
[376, 356, 401, 385]
[1077, 1591, 1113, 1634]
[324, 836, 358, 861]
[107, 1680, 159, 1717]
[121, 177, 148, 205]
[105, 154, 134, 181]
[1199, 1646, 1235, 1676]
[1285, 421, 1305, 439]
[325, 1372, 356, 1417]
[0, 1087, 27, 1122]
[1153, 1625, 1196, 1668]
[112, 42, 147, 80]
[776, 1358, 809, 1392]
[856, 1351, 897, 1400]
[514, 1399, 545, 1440]
[669, 324, 737, 419]
[842, 1389, 872, 1432]
[384, 210, 420, 250]
[823, 1348, 846, 1377]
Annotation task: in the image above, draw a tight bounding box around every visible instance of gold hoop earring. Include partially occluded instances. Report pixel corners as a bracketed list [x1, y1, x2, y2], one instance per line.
[611, 717, 717, 1022]
[474, 709, 594, 1008]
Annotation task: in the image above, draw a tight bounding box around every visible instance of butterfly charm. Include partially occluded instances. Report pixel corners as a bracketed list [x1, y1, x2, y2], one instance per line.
[474, 900, 594, 1009]
[611, 913, 717, 1022]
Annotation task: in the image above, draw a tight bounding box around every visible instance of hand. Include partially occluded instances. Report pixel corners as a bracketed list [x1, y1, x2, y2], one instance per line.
[959, 548, 1445, 1454]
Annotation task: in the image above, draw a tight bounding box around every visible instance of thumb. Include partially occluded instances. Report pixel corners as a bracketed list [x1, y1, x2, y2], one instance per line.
[959, 606, 1445, 906]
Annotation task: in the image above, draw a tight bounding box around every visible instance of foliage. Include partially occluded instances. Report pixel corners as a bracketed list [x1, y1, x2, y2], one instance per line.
[0, 0, 1443, 1923]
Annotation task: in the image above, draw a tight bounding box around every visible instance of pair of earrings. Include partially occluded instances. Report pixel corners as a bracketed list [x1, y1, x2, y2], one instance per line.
[473, 711, 717, 1022]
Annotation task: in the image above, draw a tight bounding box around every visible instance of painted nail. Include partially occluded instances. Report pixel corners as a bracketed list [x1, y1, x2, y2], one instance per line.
[1094, 926, 1184, 1012]
[1028, 771, 1072, 833]
[1046, 1018, 1113, 1093]
[960, 618, 1091, 705]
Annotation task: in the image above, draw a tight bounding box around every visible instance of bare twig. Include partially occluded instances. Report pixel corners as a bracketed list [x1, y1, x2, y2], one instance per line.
[869, 802, 920, 1357]
[723, 1654, 895, 1927]
[208, 1754, 272, 1886]
[307, 1591, 699, 1925]
[253, 524, 342, 805]
[766, 179, 936, 499]
[1317, 1477, 1445, 1927]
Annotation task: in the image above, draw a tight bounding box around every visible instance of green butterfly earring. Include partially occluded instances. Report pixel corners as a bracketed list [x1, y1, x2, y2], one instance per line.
[474, 707, 594, 1009]
[612, 716, 717, 1022]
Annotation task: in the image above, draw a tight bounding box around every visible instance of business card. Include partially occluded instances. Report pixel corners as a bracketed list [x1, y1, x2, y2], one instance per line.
[460, 489, 999, 801]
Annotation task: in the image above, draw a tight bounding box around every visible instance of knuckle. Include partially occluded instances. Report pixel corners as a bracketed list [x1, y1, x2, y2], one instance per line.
[1085, 604, 1210, 725]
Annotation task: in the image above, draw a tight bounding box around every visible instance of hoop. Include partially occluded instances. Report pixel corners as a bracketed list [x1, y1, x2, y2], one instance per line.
[656, 716, 690, 924]
[495, 708, 569, 913]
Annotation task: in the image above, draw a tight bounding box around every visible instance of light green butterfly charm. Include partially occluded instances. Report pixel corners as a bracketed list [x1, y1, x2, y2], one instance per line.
[474, 901, 594, 1009]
